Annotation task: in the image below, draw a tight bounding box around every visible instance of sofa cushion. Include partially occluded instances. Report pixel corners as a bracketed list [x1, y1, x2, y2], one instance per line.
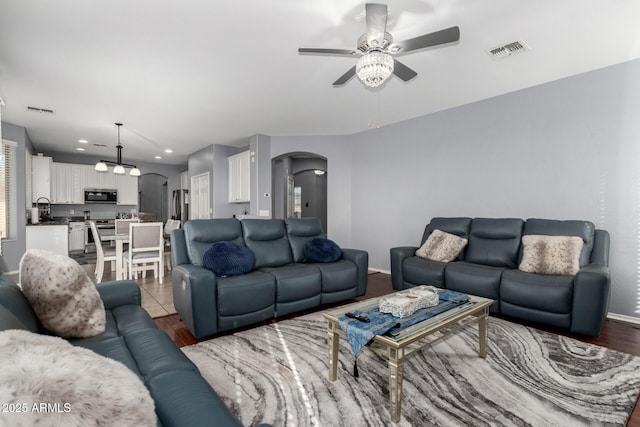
[19, 249, 105, 338]
[261, 264, 322, 316]
[415, 229, 468, 262]
[464, 218, 523, 268]
[183, 219, 245, 267]
[285, 218, 325, 262]
[242, 219, 293, 268]
[304, 237, 342, 263]
[523, 219, 595, 267]
[444, 261, 503, 313]
[217, 271, 276, 317]
[519, 235, 584, 275]
[501, 269, 574, 314]
[0, 329, 156, 426]
[0, 275, 39, 332]
[202, 242, 255, 277]
[402, 256, 447, 288]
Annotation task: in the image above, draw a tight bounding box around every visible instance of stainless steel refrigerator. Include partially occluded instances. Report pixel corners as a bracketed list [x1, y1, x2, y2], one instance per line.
[172, 189, 189, 225]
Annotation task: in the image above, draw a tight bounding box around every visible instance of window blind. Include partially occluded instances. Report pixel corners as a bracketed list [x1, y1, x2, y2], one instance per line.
[0, 139, 17, 240]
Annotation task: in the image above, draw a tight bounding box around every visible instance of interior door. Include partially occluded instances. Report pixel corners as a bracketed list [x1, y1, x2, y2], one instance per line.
[190, 172, 210, 219]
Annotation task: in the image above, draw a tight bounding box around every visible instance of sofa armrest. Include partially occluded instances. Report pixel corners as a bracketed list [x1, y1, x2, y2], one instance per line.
[96, 280, 141, 310]
[172, 264, 219, 339]
[341, 248, 369, 296]
[570, 263, 610, 337]
[390, 246, 418, 290]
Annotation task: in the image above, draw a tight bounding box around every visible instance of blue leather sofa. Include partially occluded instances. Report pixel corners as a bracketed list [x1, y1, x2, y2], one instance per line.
[0, 274, 243, 427]
[171, 218, 369, 339]
[390, 217, 610, 337]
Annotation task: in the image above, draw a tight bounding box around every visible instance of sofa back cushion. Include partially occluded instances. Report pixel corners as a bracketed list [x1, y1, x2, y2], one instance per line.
[285, 218, 325, 263]
[421, 218, 472, 260]
[464, 218, 524, 268]
[242, 219, 293, 268]
[183, 219, 245, 266]
[523, 219, 595, 267]
[0, 275, 40, 333]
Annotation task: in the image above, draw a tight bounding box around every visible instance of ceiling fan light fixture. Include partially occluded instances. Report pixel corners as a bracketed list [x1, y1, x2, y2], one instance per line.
[356, 51, 394, 88]
[95, 123, 142, 176]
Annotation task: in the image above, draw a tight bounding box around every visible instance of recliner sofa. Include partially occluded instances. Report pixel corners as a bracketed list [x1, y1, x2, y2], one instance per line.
[0, 274, 243, 427]
[390, 217, 610, 337]
[171, 217, 369, 339]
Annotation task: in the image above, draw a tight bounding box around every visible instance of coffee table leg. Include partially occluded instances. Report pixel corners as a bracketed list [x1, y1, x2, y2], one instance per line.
[478, 311, 488, 358]
[328, 324, 339, 381]
[388, 348, 405, 423]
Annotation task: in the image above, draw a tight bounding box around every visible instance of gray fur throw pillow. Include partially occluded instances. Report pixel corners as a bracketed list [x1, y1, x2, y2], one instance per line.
[0, 330, 156, 426]
[415, 229, 468, 262]
[19, 249, 105, 338]
[519, 235, 584, 275]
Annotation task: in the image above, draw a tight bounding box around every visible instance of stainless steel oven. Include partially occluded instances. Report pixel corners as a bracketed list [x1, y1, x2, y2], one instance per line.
[84, 219, 116, 253]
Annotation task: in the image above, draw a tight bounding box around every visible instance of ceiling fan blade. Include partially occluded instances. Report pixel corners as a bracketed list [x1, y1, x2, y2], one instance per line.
[393, 59, 417, 81]
[298, 48, 357, 57]
[333, 66, 356, 86]
[365, 3, 388, 47]
[394, 26, 460, 54]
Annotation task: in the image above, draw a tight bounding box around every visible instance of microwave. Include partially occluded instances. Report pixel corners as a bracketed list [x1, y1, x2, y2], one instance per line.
[84, 189, 117, 204]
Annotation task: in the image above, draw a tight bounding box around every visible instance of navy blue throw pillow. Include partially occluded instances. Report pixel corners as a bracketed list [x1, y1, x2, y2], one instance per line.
[303, 237, 342, 263]
[202, 242, 255, 277]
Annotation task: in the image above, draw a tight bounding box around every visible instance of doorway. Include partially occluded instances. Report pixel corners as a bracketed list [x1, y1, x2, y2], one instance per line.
[138, 173, 168, 223]
[272, 153, 327, 233]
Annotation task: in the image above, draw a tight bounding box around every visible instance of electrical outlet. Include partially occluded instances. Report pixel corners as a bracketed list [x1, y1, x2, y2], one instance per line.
[70, 209, 74, 215]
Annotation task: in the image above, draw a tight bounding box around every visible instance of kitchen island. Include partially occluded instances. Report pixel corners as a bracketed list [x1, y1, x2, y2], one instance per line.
[25, 223, 69, 256]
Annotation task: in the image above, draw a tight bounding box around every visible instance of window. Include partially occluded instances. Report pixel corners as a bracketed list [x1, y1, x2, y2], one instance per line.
[0, 139, 17, 240]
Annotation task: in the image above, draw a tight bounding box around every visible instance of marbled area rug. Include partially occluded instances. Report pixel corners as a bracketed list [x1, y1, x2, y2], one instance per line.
[183, 313, 640, 427]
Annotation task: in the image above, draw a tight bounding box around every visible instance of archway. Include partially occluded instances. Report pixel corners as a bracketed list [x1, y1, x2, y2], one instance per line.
[272, 152, 328, 233]
[138, 173, 168, 223]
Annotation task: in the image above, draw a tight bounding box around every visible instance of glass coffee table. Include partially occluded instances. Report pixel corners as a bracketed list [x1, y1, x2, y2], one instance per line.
[323, 292, 493, 423]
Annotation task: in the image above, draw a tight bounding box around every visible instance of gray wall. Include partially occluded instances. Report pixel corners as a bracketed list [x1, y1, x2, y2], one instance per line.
[347, 59, 640, 319]
[0, 122, 34, 272]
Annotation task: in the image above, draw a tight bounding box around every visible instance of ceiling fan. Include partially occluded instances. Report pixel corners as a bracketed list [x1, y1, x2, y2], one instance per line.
[298, 3, 460, 88]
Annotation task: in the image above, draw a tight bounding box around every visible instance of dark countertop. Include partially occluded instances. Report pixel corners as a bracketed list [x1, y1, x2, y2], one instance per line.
[27, 221, 69, 226]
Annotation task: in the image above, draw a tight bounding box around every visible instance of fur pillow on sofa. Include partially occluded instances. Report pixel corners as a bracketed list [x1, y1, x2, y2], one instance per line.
[415, 229, 468, 262]
[19, 249, 105, 338]
[519, 235, 584, 275]
[0, 329, 155, 426]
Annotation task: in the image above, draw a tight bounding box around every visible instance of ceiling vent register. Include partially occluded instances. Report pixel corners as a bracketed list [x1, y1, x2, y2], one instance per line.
[487, 41, 528, 60]
[27, 106, 55, 114]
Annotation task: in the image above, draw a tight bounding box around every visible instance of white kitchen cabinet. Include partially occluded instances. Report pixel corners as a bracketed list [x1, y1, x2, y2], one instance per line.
[26, 225, 69, 256]
[115, 174, 138, 205]
[68, 222, 85, 251]
[31, 155, 52, 203]
[51, 163, 85, 204]
[228, 151, 250, 203]
[179, 171, 189, 190]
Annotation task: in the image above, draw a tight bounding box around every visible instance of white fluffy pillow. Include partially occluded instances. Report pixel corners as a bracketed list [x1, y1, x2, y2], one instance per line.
[0, 330, 156, 427]
[519, 235, 584, 275]
[415, 229, 468, 262]
[19, 249, 105, 338]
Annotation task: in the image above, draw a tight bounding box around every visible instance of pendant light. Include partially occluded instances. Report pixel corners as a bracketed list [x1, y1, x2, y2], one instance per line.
[95, 123, 141, 176]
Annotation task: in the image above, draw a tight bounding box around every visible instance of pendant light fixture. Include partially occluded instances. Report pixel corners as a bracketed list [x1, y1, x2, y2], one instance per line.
[95, 123, 141, 176]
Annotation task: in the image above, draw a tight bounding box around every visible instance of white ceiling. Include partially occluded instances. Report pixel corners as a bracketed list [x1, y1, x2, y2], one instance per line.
[1, 0, 639, 166]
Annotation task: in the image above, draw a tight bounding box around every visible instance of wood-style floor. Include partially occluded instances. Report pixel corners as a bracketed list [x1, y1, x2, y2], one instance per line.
[154, 272, 640, 426]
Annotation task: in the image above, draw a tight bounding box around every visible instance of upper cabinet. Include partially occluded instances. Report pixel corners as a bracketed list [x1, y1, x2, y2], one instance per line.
[51, 163, 85, 204]
[31, 155, 52, 203]
[115, 174, 138, 205]
[228, 151, 250, 203]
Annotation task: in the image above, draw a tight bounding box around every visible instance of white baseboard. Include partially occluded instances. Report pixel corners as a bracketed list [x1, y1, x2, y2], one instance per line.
[606, 312, 640, 325]
[368, 268, 390, 275]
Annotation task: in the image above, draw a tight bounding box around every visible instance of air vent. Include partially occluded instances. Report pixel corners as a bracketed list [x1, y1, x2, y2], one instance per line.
[27, 106, 55, 114]
[93, 143, 108, 148]
[487, 40, 528, 60]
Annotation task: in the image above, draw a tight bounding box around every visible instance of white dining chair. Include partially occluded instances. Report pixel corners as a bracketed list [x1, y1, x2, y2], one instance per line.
[115, 218, 140, 235]
[163, 219, 182, 271]
[89, 221, 117, 283]
[122, 222, 164, 284]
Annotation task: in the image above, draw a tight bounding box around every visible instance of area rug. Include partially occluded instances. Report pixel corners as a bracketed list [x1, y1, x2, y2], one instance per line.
[182, 313, 640, 426]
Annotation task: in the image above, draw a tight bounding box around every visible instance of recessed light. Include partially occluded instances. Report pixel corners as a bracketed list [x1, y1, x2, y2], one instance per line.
[76, 147, 85, 151]
[154, 156, 162, 159]
[164, 149, 173, 153]
[78, 139, 88, 144]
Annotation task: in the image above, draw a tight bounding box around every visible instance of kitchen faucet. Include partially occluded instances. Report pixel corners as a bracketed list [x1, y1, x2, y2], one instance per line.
[36, 197, 51, 221]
